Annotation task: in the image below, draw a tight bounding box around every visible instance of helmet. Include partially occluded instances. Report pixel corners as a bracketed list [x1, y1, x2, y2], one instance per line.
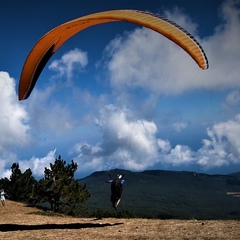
[117, 174, 122, 179]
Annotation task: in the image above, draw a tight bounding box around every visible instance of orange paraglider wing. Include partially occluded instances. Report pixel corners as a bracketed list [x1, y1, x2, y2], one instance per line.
[18, 9, 208, 100]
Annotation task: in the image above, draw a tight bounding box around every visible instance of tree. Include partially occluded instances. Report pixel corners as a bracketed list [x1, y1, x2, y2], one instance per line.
[34, 155, 90, 216]
[18, 168, 37, 202]
[0, 163, 37, 203]
[8, 163, 22, 200]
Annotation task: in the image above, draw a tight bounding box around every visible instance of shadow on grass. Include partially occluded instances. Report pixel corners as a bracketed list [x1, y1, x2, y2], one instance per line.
[0, 222, 123, 232]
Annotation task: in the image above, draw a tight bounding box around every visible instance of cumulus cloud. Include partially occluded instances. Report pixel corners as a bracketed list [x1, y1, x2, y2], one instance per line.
[201, 0, 240, 89]
[70, 103, 240, 174]
[72, 105, 160, 172]
[163, 145, 195, 166]
[0, 72, 30, 148]
[0, 72, 58, 178]
[0, 72, 30, 178]
[19, 149, 56, 177]
[49, 48, 88, 83]
[160, 113, 240, 169]
[103, 0, 240, 94]
[196, 114, 240, 168]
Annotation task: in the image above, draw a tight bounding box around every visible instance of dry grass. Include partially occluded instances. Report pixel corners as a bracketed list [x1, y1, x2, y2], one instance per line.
[0, 200, 239, 239]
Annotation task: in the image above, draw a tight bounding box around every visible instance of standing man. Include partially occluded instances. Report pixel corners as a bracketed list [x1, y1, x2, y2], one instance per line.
[0, 189, 6, 207]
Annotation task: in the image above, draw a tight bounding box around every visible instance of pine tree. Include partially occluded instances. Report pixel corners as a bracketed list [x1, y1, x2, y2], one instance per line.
[34, 155, 90, 216]
[0, 163, 37, 202]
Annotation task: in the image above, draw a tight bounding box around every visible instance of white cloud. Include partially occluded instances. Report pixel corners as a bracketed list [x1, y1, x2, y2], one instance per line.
[196, 113, 240, 168]
[159, 113, 240, 169]
[0, 72, 30, 149]
[70, 104, 240, 174]
[157, 139, 171, 153]
[19, 149, 56, 177]
[72, 105, 160, 172]
[0, 72, 62, 179]
[8, 90, 239, 179]
[164, 145, 195, 166]
[103, 0, 240, 95]
[0, 71, 31, 177]
[201, 0, 240, 89]
[49, 48, 88, 83]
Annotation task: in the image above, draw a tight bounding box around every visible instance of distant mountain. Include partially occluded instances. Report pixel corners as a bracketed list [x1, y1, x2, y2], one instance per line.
[78, 169, 240, 220]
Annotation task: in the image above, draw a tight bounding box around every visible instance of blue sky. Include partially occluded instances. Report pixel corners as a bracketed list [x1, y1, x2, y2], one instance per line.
[1, 0, 240, 178]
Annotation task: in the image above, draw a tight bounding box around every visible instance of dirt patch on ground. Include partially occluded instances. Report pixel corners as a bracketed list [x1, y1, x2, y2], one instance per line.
[0, 200, 239, 239]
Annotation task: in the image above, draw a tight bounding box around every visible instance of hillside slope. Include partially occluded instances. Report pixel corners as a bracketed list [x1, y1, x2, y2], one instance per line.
[79, 169, 240, 219]
[1, 200, 240, 240]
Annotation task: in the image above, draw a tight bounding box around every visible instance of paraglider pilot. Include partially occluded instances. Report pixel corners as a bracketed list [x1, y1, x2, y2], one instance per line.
[106, 174, 125, 210]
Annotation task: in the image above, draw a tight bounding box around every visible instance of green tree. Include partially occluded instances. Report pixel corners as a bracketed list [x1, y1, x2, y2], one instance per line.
[0, 163, 37, 203]
[9, 163, 22, 200]
[34, 155, 90, 216]
[18, 168, 37, 202]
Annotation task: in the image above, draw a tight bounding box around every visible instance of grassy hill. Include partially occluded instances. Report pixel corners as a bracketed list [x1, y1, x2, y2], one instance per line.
[79, 169, 240, 220]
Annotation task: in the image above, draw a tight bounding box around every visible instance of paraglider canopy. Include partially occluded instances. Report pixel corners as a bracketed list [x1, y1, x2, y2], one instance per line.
[18, 9, 209, 101]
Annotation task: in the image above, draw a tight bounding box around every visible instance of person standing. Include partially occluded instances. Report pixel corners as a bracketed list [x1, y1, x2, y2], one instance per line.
[1, 189, 6, 207]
